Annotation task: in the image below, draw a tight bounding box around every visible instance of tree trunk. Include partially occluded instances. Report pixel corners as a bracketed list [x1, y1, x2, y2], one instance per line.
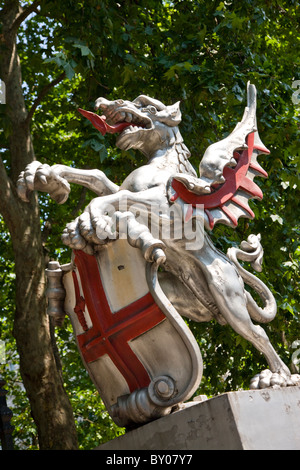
[0, 1, 78, 449]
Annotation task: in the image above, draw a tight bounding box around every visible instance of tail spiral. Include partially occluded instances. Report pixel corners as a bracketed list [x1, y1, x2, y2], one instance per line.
[227, 234, 277, 323]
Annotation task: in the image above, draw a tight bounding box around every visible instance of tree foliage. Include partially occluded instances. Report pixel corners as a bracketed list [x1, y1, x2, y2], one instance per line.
[0, 0, 299, 449]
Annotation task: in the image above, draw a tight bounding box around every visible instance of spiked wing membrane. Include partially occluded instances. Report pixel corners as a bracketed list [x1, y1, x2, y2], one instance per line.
[171, 130, 269, 229]
[170, 83, 270, 229]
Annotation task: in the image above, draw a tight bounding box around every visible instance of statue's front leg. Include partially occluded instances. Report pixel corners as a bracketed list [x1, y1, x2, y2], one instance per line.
[51, 164, 119, 196]
[61, 187, 168, 255]
[17, 162, 119, 204]
[61, 193, 119, 253]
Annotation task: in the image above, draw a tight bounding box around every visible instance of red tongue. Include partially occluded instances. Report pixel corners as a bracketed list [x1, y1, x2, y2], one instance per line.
[78, 108, 134, 136]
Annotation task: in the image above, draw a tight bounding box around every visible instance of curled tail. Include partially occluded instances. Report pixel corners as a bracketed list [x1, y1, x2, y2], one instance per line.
[227, 234, 277, 323]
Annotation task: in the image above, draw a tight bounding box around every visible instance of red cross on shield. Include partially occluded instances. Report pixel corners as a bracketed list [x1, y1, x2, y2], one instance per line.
[72, 249, 165, 391]
[62, 239, 202, 426]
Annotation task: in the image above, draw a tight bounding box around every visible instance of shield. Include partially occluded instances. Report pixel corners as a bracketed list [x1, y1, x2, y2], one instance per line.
[61, 238, 202, 427]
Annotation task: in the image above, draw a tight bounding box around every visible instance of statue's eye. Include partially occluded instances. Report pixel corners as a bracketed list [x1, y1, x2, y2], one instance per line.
[147, 105, 157, 114]
[116, 99, 124, 105]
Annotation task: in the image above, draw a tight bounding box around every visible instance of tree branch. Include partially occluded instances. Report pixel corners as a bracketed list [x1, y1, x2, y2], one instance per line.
[26, 71, 66, 124]
[70, 187, 88, 218]
[11, 0, 42, 32]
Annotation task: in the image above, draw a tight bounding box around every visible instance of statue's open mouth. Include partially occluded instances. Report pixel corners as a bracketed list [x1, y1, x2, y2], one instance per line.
[78, 108, 152, 136]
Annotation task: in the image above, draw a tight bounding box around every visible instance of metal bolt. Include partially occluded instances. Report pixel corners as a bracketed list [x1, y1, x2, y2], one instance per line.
[156, 380, 170, 397]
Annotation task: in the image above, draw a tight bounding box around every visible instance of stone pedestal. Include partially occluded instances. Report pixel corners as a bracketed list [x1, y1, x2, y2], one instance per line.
[96, 386, 300, 450]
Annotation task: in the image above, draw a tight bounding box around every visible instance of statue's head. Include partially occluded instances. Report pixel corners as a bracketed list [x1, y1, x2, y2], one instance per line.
[94, 95, 182, 158]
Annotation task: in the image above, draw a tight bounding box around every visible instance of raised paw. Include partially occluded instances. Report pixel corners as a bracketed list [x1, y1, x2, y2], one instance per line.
[17, 161, 42, 202]
[17, 162, 70, 204]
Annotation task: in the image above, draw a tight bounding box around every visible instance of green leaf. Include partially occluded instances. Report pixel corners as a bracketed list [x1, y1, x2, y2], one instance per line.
[63, 62, 75, 80]
[73, 44, 95, 58]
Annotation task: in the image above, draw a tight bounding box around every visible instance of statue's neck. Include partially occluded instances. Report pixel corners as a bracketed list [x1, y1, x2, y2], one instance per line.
[148, 141, 196, 177]
[148, 145, 178, 164]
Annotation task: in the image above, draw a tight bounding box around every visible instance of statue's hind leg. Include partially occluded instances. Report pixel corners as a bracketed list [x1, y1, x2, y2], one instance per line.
[189, 243, 293, 387]
[207, 262, 296, 388]
[218, 298, 300, 388]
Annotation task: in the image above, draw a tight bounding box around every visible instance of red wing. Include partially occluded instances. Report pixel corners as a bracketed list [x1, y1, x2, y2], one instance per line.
[171, 130, 269, 229]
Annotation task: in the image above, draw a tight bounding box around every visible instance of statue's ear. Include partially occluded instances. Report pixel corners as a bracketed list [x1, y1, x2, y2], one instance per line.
[168, 101, 181, 121]
[158, 101, 181, 126]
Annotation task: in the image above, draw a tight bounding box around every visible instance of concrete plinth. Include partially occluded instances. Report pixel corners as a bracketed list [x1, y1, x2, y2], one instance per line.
[96, 386, 300, 450]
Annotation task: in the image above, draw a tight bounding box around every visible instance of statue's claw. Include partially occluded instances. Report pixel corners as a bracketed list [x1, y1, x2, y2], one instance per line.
[61, 220, 89, 252]
[173, 174, 211, 195]
[250, 369, 300, 390]
[61, 202, 116, 254]
[17, 161, 70, 204]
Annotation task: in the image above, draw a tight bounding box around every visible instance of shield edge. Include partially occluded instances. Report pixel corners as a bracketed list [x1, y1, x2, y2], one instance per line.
[145, 261, 203, 406]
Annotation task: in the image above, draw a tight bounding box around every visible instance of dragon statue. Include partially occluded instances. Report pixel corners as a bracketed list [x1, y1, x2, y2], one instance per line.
[17, 83, 300, 426]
